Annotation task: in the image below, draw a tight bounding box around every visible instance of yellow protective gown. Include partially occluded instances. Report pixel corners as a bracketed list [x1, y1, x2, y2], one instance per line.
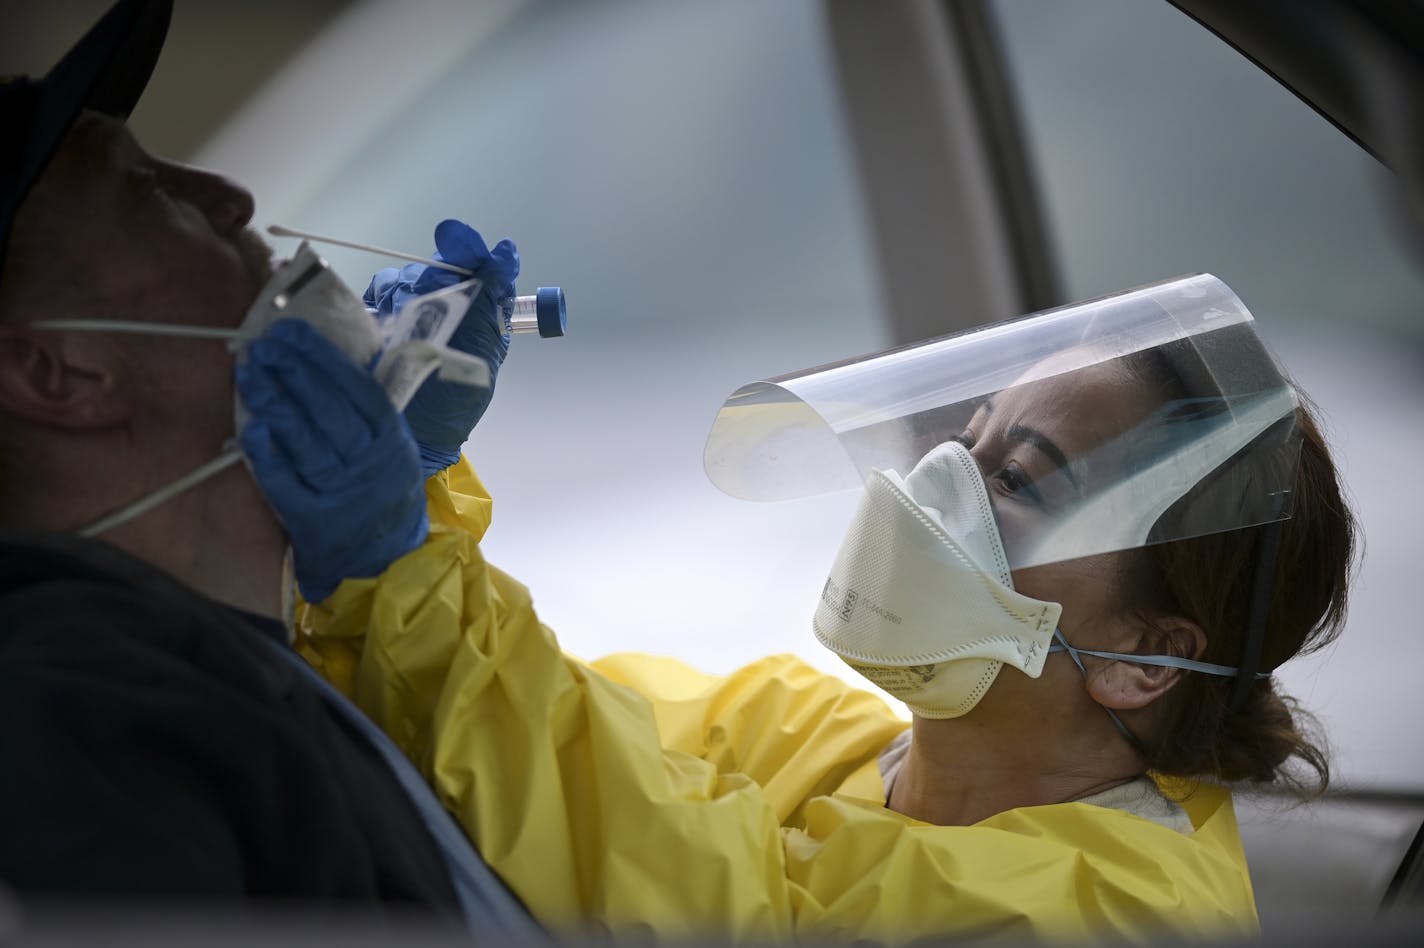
[295, 459, 1261, 945]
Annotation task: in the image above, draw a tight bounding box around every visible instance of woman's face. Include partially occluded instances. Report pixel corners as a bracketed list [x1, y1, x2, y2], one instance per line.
[955, 357, 1160, 571]
[954, 358, 1165, 696]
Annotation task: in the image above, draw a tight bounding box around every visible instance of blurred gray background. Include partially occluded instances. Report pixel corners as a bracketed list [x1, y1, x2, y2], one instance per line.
[7, 0, 1423, 933]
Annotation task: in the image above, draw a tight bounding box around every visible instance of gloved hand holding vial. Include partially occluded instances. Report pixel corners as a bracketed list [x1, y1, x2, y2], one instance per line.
[267, 219, 568, 476]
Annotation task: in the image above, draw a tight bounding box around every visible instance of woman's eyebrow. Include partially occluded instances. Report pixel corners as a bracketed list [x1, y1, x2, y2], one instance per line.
[1006, 422, 1082, 491]
[964, 398, 994, 430]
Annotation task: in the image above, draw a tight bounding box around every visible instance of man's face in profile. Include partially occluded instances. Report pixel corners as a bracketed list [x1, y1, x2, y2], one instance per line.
[9, 111, 272, 323]
[2, 110, 275, 458]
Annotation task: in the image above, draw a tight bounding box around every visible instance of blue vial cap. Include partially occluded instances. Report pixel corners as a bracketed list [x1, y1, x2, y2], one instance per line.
[535, 286, 567, 338]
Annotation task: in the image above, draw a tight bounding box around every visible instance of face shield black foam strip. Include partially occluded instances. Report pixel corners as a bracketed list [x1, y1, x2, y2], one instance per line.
[1229, 501, 1288, 712]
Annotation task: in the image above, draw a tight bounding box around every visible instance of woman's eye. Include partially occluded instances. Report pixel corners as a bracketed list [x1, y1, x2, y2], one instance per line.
[950, 430, 977, 449]
[994, 464, 1026, 492]
[993, 462, 1048, 508]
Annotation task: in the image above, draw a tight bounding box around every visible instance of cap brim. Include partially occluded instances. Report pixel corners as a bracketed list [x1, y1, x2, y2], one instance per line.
[1, 0, 171, 267]
[26, 0, 172, 163]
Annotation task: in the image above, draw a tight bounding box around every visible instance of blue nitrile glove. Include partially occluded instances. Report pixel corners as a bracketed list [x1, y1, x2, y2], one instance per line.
[364, 219, 519, 477]
[236, 318, 429, 603]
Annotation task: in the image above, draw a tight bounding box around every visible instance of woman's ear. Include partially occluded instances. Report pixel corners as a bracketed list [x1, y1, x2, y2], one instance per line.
[0, 330, 131, 429]
[1086, 616, 1206, 711]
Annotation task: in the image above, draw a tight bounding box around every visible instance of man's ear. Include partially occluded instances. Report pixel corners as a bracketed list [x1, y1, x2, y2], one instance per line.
[0, 330, 131, 429]
[1085, 616, 1207, 711]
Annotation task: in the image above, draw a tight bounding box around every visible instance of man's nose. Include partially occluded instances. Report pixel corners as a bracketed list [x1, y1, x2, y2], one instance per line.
[160, 162, 256, 236]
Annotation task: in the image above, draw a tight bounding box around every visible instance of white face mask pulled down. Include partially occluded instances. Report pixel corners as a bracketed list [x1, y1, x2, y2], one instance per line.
[813, 440, 1062, 718]
[32, 241, 490, 538]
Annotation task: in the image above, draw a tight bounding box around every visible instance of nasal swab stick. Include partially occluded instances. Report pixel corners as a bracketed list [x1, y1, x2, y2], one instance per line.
[266, 224, 474, 276]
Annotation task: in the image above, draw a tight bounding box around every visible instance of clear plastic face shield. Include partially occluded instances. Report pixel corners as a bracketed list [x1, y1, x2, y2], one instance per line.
[704, 274, 1302, 571]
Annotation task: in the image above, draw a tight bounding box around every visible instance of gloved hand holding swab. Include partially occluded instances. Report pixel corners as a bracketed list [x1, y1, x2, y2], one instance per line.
[266, 224, 568, 338]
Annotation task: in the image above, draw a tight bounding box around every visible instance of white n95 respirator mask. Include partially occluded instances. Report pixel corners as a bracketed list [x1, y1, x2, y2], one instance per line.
[813, 440, 1062, 718]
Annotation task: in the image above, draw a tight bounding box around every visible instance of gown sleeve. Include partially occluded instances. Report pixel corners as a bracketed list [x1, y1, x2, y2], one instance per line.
[297, 459, 801, 941]
[292, 461, 495, 698]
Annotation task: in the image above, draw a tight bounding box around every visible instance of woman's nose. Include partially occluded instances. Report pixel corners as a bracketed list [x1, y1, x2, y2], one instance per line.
[968, 441, 991, 476]
[160, 162, 256, 236]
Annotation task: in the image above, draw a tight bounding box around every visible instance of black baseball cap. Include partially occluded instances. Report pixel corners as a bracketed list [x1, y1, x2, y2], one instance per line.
[0, 0, 173, 269]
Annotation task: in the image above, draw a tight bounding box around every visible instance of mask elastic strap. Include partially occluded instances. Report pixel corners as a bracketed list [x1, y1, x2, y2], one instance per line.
[1045, 643, 1270, 679]
[280, 546, 298, 645]
[78, 448, 245, 537]
[30, 319, 245, 348]
[1049, 629, 1146, 752]
[1049, 624, 1277, 756]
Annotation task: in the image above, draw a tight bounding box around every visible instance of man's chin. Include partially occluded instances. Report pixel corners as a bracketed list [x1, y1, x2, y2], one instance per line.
[234, 226, 277, 288]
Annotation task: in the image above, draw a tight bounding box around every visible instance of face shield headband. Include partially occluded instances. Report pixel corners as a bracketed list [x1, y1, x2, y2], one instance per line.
[704, 273, 1303, 576]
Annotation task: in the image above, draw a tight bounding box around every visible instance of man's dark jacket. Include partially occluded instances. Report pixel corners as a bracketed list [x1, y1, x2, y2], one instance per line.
[0, 530, 460, 910]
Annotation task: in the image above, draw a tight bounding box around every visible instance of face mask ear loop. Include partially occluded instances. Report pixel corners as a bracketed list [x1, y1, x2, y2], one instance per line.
[1229, 497, 1288, 712]
[1057, 647, 1263, 678]
[77, 448, 245, 537]
[1049, 630, 1149, 755]
[29, 319, 243, 343]
[26, 321, 252, 538]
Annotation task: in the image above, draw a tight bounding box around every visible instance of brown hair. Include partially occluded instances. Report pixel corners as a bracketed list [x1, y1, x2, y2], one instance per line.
[1131, 392, 1356, 794]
